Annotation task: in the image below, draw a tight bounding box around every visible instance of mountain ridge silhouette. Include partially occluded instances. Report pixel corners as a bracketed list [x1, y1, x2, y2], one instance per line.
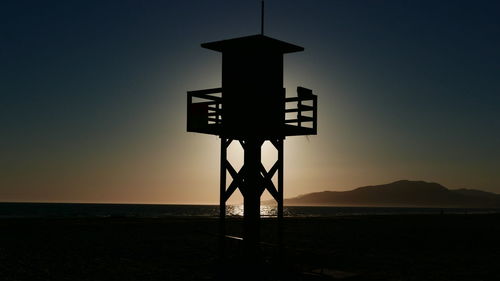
[283, 180, 500, 208]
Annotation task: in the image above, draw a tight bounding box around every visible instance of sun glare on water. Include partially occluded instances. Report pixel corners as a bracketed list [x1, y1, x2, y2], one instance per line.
[226, 204, 277, 217]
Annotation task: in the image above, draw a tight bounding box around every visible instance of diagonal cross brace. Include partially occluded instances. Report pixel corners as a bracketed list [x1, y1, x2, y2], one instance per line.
[224, 160, 245, 201]
[259, 162, 279, 201]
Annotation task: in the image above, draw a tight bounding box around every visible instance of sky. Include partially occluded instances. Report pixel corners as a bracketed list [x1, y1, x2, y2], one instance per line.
[1, 0, 499, 204]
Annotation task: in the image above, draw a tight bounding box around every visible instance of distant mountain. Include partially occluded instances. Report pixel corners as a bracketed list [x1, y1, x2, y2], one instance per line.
[284, 180, 500, 208]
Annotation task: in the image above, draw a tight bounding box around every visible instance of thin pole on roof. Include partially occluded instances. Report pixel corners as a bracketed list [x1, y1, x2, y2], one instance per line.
[261, 1, 265, 35]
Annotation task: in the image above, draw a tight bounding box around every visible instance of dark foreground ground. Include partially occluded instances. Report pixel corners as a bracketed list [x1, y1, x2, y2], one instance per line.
[1, 214, 499, 281]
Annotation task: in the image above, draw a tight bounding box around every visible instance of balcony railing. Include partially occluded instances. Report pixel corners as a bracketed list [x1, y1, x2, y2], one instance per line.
[284, 87, 317, 136]
[187, 86, 317, 137]
[187, 88, 222, 134]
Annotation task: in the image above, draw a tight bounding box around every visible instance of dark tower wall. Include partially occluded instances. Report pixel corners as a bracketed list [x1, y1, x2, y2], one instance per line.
[198, 34, 304, 139]
[222, 50, 284, 138]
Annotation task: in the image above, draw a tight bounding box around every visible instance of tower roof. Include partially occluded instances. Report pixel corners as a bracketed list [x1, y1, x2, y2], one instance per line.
[201, 34, 304, 53]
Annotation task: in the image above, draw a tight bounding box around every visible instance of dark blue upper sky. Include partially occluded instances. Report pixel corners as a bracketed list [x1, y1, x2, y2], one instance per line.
[1, 0, 499, 203]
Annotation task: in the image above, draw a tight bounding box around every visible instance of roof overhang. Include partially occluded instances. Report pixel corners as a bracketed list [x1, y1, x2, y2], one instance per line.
[201, 34, 304, 54]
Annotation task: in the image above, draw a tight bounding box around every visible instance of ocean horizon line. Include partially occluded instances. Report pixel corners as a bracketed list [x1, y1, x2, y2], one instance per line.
[1, 202, 499, 220]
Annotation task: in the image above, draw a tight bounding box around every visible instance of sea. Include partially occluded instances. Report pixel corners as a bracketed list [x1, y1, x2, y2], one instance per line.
[0, 202, 499, 219]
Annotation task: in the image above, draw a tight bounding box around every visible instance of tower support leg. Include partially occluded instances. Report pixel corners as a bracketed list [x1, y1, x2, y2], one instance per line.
[274, 138, 285, 266]
[219, 137, 228, 266]
[242, 138, 263, 253]
[220, 138, 227, 223]
[277, 138, 284, 220]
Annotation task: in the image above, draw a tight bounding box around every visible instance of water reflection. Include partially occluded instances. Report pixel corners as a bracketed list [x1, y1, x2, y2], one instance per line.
[223, 205, 493, 218]
[226, 204, 278, 217]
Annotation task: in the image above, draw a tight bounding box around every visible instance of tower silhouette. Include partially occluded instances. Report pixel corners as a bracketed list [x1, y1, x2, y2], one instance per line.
[186, 4, 317, 262]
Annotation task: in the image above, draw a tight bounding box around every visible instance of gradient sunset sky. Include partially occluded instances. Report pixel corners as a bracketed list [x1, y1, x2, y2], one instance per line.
[1, 0, 499, 204]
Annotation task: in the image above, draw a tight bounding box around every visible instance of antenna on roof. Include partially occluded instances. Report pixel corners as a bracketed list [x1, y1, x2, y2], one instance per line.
[261, 1, 265, 35]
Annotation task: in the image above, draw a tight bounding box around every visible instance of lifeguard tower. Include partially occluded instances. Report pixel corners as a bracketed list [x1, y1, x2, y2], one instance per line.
[187, 3, 317, 255]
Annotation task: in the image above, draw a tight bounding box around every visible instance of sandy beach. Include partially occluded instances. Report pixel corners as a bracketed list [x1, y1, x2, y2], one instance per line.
[1, 214, 499, 280]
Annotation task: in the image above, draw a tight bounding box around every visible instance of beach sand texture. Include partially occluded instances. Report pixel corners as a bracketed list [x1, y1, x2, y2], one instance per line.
[1, 214, 499, 280]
